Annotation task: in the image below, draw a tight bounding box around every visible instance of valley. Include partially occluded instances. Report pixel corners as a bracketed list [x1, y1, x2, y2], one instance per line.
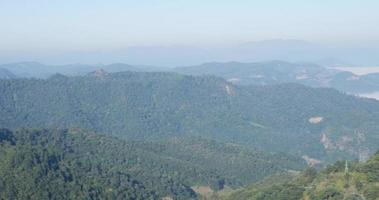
[2, 1, 379, 199]
[1, 67, 379, 199]
[1, 71, 379, 162]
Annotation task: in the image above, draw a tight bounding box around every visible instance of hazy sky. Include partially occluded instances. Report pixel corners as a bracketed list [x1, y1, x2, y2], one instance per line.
[1, 0, 379, 52]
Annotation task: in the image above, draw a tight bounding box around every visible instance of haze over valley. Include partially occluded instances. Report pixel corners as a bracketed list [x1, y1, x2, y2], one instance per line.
[1, 1, 379, 199]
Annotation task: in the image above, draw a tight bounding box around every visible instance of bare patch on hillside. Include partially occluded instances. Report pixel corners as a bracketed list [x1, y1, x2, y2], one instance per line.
[309, 116, 324, 124]
[320, 130, 371, 161]
[302, 155, 322, 167]
[296, 74, 308, 80]
[249, 121, 266, 129]
[192, 186, 214, 198]
[321, 133, 334, 150]
[225, 85, 235, 96]
[250, 74, 264, 78]
[227, 78, 240, 83]
[347, 75, 360, 81]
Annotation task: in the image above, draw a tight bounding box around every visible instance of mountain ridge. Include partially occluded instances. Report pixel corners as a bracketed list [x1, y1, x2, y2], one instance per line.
[1, 71, 379, 163]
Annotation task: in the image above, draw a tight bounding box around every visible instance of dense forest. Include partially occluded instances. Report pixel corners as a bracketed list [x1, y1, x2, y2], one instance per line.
[1, 71, 379, 162]
[2, 0, 379, 199]
[0, 128, 304, 199]
[226, 151, 379, 200]
[1, 71, 379, 199]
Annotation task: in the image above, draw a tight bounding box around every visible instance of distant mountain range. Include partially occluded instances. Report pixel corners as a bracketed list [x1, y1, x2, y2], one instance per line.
[2, 40, 379, 66]
[3, 60, 379, 95]
[0, 62, 162, 78]
[175, 61, 379, 94]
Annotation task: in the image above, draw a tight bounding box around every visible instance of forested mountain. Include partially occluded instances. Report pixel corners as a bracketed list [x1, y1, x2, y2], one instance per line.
[0, 62, 162, 78]
[4, 61, 379, 95]
[174, 61, 379, 94]
[227, 152, 379, 200]
[0, 128, 304, 199]
[0, 68, 16, 79]
[1, 71, 379, 163]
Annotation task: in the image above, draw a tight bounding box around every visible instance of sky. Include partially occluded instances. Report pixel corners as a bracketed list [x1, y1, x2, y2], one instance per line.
[1, 0, 379, 51]
[0, 0, 379, 65]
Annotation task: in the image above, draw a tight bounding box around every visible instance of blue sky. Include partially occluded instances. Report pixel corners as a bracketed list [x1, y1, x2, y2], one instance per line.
[1, 0, 379, 52]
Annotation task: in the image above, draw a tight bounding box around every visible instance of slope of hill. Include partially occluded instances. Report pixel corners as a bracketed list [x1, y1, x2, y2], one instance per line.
[0, 68, 16, 79]
[174, 61, 379, 94]
[0, 71, 379, 162]
[0, 128, 304, 199]
[226, 152, 379, 200]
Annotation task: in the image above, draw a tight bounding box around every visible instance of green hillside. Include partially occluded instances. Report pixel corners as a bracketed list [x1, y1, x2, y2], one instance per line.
[226, 152, 379, 200]
[1, 71, 379, 162]
[0, 128, 304, 199]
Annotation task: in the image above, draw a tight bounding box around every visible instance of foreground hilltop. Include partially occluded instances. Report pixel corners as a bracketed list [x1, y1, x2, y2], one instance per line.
[227, 152, 379, 200]
[0, 128, 304, 199]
